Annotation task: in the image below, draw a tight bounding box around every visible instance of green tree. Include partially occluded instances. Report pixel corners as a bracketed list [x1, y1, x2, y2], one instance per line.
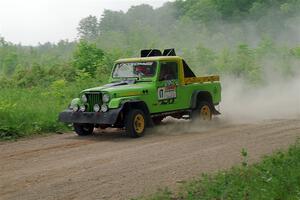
[192, 44, 217, 74]
[73, 40, 104, 76]
[175, 0, 220, 21]
[77, 15, 99, 41]
[0, 37, 19, 75]
[98, 10, 126, 33]
[213, 0, 256, 19]
[234, 44, 261, 83]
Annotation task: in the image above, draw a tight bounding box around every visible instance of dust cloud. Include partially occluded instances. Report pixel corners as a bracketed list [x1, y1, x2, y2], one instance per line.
[221, 72, 300, 123]
[151, 71, 300, 135]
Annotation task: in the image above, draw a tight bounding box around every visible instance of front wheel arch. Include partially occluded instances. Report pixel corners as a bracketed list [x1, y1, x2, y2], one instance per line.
[115, 100, 152, 127]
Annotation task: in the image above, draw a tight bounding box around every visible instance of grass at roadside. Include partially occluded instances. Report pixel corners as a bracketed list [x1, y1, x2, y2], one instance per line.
[0, 77, 107, 141]
[0, 83, 83, 140]
[0, 87, 66, 140]
[135, 141, 300, 200]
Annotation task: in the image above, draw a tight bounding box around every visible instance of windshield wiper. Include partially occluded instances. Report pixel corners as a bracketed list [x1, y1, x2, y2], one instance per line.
[114, 77, 152, 83]
[134, 79, 152, 83]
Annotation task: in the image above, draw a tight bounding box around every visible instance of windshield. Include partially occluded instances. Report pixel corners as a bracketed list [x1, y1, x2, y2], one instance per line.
[112, 61, 157, 78]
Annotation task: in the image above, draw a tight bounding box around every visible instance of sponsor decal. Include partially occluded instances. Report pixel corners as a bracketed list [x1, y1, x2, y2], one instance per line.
[157, 85, 176, 100]
[157, 80, 177, 105]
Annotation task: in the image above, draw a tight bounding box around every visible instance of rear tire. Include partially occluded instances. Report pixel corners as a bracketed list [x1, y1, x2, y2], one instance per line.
[191, 101, 212, 121]
[125, 109, 146, 138]
[74, 123, 94, 136]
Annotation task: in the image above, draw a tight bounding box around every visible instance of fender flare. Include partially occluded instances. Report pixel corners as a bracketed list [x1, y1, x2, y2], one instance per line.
[190, 90, 212, 109]
[190, 90, 220, 114]
[118, 100, 153, 126]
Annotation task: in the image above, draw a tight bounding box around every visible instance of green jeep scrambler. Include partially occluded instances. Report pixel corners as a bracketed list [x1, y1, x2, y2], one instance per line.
[59, 49, 221, 137]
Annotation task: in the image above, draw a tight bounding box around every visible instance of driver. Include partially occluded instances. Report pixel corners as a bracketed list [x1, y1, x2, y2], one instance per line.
[135, 65, 151, 76]
[159, 65, 175, 80]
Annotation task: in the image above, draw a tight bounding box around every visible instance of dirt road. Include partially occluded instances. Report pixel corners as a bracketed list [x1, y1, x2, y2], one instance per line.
[1, 118, 300, 200]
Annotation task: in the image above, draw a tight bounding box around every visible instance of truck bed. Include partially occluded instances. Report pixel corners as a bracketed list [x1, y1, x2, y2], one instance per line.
[184, 75, 220, 85]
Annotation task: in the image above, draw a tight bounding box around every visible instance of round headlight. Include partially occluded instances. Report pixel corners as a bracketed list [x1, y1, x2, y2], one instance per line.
[102, 94, 110, 103]
[80, 105, 86, 112]
[93, 104, 100, 112]
[81, 94, 87, 103]
[72, 105, 79, 112]
[101, 104, 108, 112]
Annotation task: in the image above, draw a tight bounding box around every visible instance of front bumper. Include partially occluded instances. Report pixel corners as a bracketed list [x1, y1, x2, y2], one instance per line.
[59, 109, 121, 125]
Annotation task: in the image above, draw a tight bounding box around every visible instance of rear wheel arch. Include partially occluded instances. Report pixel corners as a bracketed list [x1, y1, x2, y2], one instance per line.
[191, 91, 213, 109]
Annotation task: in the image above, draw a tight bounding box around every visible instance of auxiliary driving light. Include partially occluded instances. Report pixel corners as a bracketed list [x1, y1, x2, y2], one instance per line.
[94, 104, 100, 112]
[101, 104, 108, 112]
[80, 105, 86, 112]
[72, 105, 79, 112]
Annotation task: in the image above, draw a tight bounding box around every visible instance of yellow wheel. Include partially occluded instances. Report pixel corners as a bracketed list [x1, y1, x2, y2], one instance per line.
[134, 114, 145, 134]
[192, 101, 212, 121]
[125, 109, 146, 138]
[199, 105, 212, 120]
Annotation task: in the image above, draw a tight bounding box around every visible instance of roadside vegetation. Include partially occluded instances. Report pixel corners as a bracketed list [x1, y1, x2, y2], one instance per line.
[136, 142, 300, 200]
[1, 0, 300, 139]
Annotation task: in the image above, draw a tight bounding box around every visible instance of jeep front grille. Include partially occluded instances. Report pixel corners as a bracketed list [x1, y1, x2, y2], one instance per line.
[86, 93, 102, 112]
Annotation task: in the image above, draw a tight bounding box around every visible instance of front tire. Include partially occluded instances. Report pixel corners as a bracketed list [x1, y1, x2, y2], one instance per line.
[74, 123, 94, 136]
[125, 109, 146, 138]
